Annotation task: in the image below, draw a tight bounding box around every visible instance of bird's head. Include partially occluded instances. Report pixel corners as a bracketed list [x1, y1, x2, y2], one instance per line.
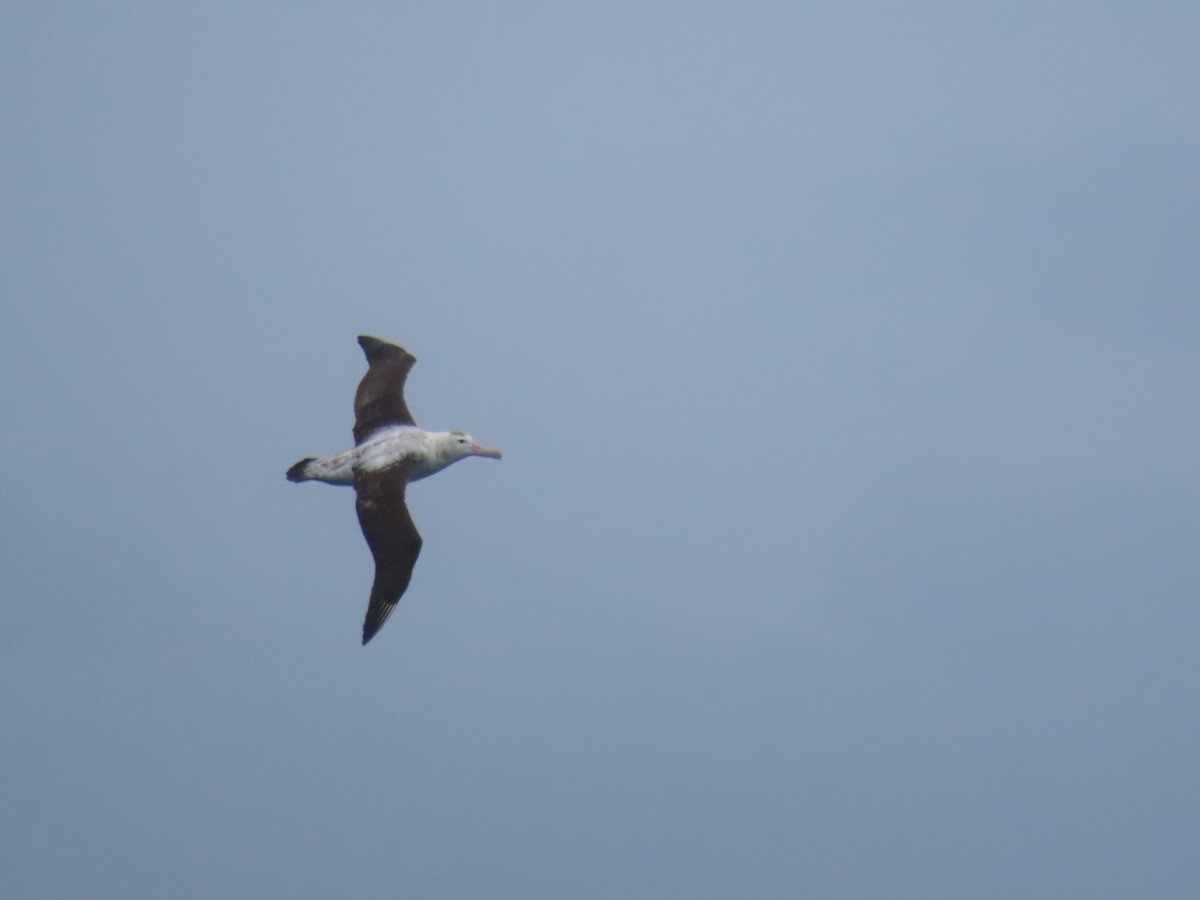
[445, 430, 503, 462]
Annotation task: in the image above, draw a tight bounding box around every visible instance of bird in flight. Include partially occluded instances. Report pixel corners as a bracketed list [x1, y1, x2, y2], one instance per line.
[287, 336, 502, 645]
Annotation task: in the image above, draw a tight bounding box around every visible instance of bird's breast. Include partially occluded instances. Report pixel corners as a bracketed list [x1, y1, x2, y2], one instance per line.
[356, 427, 439, 480]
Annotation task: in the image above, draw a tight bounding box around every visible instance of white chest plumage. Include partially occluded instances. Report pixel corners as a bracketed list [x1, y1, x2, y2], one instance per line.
[297, 426, 452, 486]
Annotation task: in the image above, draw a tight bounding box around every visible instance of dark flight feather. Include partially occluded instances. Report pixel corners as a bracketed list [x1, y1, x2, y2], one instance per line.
[353, 335, 417, 445]
[354, 464, 423, 645]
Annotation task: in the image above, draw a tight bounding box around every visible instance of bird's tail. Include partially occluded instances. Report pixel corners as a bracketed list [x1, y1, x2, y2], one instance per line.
[286, 457, 317, 482]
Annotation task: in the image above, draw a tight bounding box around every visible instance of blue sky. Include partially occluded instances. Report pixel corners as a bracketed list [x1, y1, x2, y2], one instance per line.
[3, 3, 1199, 898]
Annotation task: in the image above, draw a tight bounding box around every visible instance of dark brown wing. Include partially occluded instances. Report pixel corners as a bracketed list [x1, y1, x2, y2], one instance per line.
[353, 335, 418, 445]
[354, 464, 423, 645]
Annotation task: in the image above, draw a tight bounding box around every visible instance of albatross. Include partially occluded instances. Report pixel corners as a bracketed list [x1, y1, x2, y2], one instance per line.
[286, 335, 502, 645]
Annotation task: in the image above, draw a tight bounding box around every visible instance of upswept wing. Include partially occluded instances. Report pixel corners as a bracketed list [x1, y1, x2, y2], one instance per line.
[354, 464, 423, 645]
[354, 335, 417, 445]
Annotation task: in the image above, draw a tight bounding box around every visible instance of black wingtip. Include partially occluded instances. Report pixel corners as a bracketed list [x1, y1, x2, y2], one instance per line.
[286, 457, 316, 482]
[357, 335, 415, 365]
[361, 601, 398, 646]
[362, 615, 384, 645]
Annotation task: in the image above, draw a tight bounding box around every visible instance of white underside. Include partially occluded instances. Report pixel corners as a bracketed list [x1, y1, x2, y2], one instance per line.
[301, 426, 451, 485]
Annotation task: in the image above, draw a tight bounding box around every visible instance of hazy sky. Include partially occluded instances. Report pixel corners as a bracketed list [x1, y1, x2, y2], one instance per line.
[3, 3, 1199, 898]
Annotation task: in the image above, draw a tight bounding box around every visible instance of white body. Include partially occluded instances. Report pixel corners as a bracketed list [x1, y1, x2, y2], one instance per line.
[297, 426, 498, 485]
